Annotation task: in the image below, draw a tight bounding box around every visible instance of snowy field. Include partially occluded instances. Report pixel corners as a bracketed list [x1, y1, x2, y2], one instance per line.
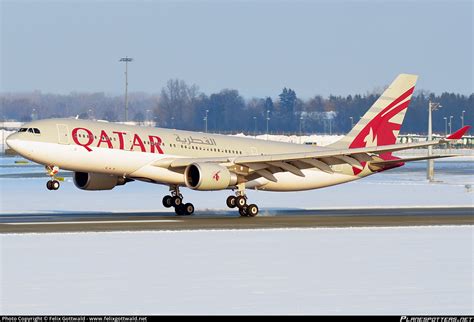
[1, 226, 472, 314]
[1, 130, 473, 315]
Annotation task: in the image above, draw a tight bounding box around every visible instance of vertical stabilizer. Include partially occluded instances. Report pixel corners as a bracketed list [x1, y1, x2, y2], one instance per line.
[329, 74, 418, 150]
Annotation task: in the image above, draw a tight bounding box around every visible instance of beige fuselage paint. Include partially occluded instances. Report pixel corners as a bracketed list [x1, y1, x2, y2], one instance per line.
[7, 118, 371, 191]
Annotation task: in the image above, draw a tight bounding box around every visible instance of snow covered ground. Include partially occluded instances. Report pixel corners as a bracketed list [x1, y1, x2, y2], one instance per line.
[1, 226, 472, 314]
[1, 130, 472, 315]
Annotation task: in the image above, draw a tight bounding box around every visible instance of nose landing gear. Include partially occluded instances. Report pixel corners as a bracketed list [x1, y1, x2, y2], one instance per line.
[226, 184, 259, 217]
[162, 185, 194, 216]
[45, 165, 61, 191]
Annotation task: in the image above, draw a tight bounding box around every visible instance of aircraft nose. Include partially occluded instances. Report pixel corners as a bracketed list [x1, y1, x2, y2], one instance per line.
[5, 132, 20, 151]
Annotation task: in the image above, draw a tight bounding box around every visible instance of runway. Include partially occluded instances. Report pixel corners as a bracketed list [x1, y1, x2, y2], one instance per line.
[0, 207, 472, 233]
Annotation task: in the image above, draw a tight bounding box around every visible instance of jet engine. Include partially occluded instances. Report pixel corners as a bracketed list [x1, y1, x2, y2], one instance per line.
[73, 172, 127, 191]
[184, 163, 237, 190]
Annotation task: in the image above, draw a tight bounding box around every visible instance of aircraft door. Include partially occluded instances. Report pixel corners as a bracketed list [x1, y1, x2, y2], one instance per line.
[57, 124, 69, 144]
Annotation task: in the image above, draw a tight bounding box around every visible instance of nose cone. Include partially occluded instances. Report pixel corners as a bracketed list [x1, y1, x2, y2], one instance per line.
[5, 132, 37, 159]
[5, 132, 19, 151]
[5, 132, 30, 157]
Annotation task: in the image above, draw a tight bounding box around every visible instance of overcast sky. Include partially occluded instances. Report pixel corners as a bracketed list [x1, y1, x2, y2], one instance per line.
[1, 0, 472, 98]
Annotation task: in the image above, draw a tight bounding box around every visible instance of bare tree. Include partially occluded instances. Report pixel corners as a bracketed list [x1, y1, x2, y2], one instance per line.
[156, 79, 199, 128]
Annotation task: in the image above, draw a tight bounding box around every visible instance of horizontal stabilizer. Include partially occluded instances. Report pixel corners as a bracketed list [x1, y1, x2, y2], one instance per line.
[370, 154, 460, 166]
[446, 125, 471, 140]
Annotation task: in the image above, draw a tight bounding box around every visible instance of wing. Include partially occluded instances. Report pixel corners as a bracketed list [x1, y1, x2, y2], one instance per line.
[151, 131, 465, 183]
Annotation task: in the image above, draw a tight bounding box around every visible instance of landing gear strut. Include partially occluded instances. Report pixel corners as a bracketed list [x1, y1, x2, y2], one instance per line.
[162, 185, 194, 216]
[45, 165, 60, 191]
[226, 184, 259, 217]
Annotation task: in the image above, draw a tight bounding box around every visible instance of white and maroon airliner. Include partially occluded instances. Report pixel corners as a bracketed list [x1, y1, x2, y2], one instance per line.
[6, 74, 469, 216]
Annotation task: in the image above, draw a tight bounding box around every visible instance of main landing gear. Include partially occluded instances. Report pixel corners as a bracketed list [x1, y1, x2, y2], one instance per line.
[45, 165, 60, 191]
[162, 185, 194, 216]
[226, 184, 259, 217]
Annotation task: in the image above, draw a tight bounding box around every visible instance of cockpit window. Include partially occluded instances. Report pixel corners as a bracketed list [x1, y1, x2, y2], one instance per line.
[18, 127, 40, 134]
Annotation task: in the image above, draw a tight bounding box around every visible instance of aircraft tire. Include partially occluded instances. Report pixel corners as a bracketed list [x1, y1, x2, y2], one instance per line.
[162, 195, 173, 208]
[175, 204, 185, 216]
[247, 204, 259, 217]
[239, 206, 248, 217]
[236, 196, 246, 209]
[52, 180, 60, 190]
[183, 203, 194, 216]
[171, 196, 182, 207]
[226, 196, 236, 208]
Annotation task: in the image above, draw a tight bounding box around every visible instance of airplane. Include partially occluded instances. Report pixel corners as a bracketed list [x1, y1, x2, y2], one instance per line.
[6, 74, 470, 217]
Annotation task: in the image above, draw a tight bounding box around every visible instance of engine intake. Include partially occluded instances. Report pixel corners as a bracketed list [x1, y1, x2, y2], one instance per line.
[184, 163, 237, 191]
[73, 172, 127, 191]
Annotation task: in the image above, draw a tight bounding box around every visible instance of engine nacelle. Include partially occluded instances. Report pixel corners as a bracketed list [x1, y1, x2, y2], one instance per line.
[184, 163, 237, 191]
[73, 172, 126, 191]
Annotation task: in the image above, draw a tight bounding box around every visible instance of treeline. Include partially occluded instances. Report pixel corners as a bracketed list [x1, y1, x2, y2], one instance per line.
[1, 79, 472, 135]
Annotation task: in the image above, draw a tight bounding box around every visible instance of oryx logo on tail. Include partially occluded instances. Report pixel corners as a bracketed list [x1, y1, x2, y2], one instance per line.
[349, 87, 414, 174]
[329, 74, 419, 175]
[350, 86, 415, 150]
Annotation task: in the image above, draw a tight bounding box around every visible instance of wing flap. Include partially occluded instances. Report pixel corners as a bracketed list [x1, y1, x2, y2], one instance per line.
[334, 155, 363, 170]
[255, 169, 278, 182]
[269, 161, 305, 177]
[299, 159, 334, 173]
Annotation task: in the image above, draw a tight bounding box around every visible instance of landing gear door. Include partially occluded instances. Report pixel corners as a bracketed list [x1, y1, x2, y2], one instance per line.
[57, 124, 69, 144]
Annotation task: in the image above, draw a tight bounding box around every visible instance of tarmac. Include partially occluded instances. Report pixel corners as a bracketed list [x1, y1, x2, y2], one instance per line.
[0, 207, 472, 233]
